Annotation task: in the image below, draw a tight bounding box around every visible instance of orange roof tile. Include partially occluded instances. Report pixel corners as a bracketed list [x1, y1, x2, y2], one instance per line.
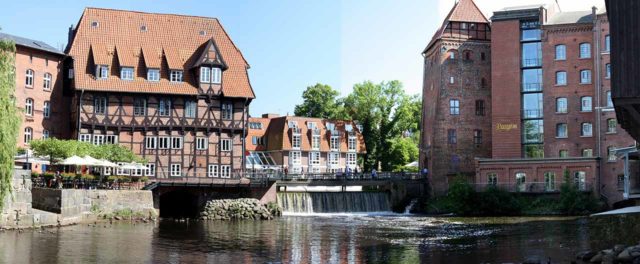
[68, 7, 255, 98]
[423, 0, 489, 53]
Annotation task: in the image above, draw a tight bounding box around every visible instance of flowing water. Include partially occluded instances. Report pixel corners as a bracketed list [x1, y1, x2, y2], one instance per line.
[1, 214, 639, 263]
[277, 192, 391, 214]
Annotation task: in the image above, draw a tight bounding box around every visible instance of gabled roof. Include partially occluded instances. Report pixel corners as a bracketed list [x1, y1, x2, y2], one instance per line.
[423, 0, 489, 54]
[192, 39, 228, 70]
[67, 7, 255, 98]
[0, 32, 64, 56]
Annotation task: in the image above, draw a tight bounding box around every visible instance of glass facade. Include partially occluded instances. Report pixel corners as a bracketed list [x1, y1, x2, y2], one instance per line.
[521, 20, 543, 158]
[522, 69, 542, 91]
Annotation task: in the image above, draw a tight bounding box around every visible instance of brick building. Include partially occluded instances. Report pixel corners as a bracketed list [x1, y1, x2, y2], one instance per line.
[420, 0, 492, 195]
[0, 33, 70, 149]
[246, 114, 366, 174]
[64, 8, 255, 179]
[422, 1, 634, 205]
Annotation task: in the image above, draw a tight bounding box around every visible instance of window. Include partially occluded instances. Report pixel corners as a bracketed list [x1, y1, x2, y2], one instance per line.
[326, 122, 335, 131]
[574, 171, 586, 190]
[196, 137, 208, 150]
[556, 71, 567, 85]
[170, 164, 181, 177]
[252, 136, 264, 146]
[309, 152, 321, 166]
[580, 70, 592, 84]
[329, 152, 339, 167]
[449, 51, 455, 59]
[581, 96, 592, 112]
[555, 45, 566, 60]
[556, 97, 568, 113]
[200, 67, 211, 83]
[96, 65, 108, 79]
[91, 21, 99, 28]
[522, 93, 543, 118]
[606, 64, 611, 79]
[291, 134, 301, 149]
[544, 172, 556, 191]
[604, 35, 610, 52]
[290, 151, 301, 165]
[556, 123, 567, 138]
[147, 69, 160, 81]
[24, 127, 32, 144]
[92, 135, 104, 145]
[94, 96, 107, 115]
[447, 129, 457, 144]
[158, 98, 171, 116]
[145, 137, 157, 149]
[185, 100, 197, 118]
[221, 102, 232, 120]
[212, 68, 221, 84]
[522, 42, 542, 67]
[158, 136, 170, 149]
[220, 139, 231, 152]
[521, 26, 541, 41]
[208, 165, 218, 177]
[43, 73, 52, 90]
[481, 78, 487, 88]
[105, 135, 118, 144]
[348, 137, 356, 151]
[516, 172, 526, 192]
[582, 148, 593, 157]
[42, 130, 49, 139]
[487, 173, 497, 186]
[522, 69, 543, 91]
[449, 76, 454, 84]
[347, 153, 356, 166]
[581, 122, 593, 137]
[79, 134, 91, 142]
[120, 67, 134, 80]
[43, 101, 50, 118]
[25, 98, 33, 116]
[559, 150, 568, 158]
[145, 164, 155, 176]
[475, 100, 485, 116]
[134, 98, 146, 116]
[608, 146, 617, 161]
[330, 136, 340, 151]
[249, 122, 263, 129]
[171, 137, 183, 149]
[607, 91, 613, 107]
[579, 43, 591, 58]
[221, 165, 231, 178]
[607, 119, 617, 133]
[170, 70, 183, 82]
[449, 99, 459, 115]
[25, 69, 34, 87]
[312, 135, 320, 150]
[523, 120, 544, 143]
[473, 130, 482, 145]
[131, 167, 144, 177]
[68, 69, 74, 79]
[116, 162, 129, 176]
[618, 174, 624, 190]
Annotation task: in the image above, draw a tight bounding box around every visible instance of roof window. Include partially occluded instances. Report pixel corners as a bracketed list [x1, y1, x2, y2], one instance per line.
[91, 21, 99, 28]
[199, 30, 206, 36]
[140, 25, 147, 32]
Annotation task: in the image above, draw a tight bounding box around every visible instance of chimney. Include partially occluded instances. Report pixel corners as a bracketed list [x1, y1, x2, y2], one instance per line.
[65, 24, 76, 52]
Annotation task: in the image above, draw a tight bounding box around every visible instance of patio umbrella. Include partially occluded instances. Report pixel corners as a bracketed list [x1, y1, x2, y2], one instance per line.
[98, 159, 119, 167]
[83, 156, 102, 166]
[405, 161, 419, 167]
[60, 155, 93, 166]
[119, 162, 147, 170]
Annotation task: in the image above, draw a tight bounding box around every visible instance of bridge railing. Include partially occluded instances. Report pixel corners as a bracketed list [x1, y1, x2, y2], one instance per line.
[243, 171, 424, 181]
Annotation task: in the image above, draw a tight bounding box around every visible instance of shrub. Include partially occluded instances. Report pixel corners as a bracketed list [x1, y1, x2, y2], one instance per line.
[477, 186, 522, 215]
[447, 175, 477, 215]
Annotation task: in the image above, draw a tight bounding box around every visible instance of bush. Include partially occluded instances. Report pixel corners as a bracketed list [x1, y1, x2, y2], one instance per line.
[476, 186, 522, 215]
[447, 176, 477, 215]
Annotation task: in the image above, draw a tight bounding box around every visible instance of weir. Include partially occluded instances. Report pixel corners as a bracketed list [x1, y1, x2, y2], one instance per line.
[277, 192, 391, 213]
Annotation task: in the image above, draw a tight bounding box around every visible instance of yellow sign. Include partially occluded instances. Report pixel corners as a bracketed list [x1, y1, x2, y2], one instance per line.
[496, 123, 518, 131]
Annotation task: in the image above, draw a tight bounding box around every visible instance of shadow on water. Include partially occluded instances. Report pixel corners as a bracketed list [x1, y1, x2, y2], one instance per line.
[159, 190, 200, 218]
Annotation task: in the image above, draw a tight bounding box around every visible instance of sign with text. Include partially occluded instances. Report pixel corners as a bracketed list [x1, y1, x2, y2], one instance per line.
[496, 123, 518, 132]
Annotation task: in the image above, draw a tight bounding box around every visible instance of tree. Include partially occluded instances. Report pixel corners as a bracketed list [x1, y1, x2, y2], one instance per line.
[30, 138, 75, 163]
[0, 35, 19, 210]
[387, 137, 419, 172]
[30, 138, 144, 164]
[294, 83, 344, 119]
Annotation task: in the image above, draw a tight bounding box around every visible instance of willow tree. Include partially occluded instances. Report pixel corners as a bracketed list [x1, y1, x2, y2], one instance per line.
[0, 34, 19, 210]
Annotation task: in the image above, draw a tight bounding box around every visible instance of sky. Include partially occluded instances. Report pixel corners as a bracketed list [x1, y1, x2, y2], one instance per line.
[0, 0, 603, 117]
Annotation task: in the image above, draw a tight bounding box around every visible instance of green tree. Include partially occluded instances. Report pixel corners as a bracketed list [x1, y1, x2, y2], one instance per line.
[387, 137, 419, 172]
[0, 34, 19, 210]
[294, 83, 344, 119]
[30, 138, 76, 163]
[92, 143, 144, 163]
[30, 139, 144, 164]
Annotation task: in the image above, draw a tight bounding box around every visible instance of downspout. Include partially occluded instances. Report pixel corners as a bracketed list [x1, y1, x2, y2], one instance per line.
[592, 7, 604, 199]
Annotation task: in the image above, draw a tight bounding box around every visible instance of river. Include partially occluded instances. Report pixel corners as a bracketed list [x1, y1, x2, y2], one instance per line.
[1, 213, 638, 263]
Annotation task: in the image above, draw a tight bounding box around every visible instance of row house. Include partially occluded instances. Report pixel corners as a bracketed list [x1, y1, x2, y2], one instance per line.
[246, 114, 366, 174]
[65, 8, 255, 179]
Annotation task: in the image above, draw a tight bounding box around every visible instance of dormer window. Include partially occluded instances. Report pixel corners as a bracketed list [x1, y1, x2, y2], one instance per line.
[96, 65, 108, 79]
[170, 70, 183, 82]
[200, 67, 211, 83]
[288, 121, 298, 128]
[307, 122, 316, 130]
[345, 124, 353, 132]
[212, 68, 221, 83]
[326, 122, 335, 131]
[147, 69, 160, 81]
[120, 67, 134, 80]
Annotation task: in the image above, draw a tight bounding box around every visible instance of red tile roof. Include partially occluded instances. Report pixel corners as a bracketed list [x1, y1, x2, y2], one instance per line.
[68, 7, 255, 98]
[423, 0, 489, 53]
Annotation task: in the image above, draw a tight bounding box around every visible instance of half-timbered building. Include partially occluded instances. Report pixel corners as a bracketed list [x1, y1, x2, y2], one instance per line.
[64, 8, 255, 179]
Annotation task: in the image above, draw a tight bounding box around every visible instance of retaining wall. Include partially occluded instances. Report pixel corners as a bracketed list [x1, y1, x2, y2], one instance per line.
[32, 188, 154, 217]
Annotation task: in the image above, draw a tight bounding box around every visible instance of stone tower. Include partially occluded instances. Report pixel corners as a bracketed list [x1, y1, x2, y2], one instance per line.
[420, 0, 492, 195]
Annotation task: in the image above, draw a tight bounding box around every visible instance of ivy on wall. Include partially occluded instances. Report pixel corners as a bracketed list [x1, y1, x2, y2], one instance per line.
[0, 35, 20, 210]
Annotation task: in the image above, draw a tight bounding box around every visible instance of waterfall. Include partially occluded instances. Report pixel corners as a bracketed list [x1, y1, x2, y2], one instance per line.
[278, 192, 391, 214]
[403, 199, 418, 215]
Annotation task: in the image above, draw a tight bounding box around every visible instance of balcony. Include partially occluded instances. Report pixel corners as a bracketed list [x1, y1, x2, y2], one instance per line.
[522, 109, 543, 119]
[521, 58, 542, 68]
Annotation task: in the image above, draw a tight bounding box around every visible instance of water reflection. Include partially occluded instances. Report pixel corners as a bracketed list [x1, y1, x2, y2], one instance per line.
[0, 215, 639, 263]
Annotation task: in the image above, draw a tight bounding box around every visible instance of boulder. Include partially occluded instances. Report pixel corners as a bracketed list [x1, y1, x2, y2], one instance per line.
[577, 250, 597, 261]
[619, 249, 633, 262]
[590, 252, 603, 263]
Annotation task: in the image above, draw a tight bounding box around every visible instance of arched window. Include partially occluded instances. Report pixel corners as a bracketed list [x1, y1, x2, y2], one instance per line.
[43, 72, 52, 90]
[515, 172, 526, 192]
[579, 43, 591, 58]
[43, 101, 50, 118]
[25, 98, 34, 116]
[24, 127, 32, 144]
[25, 69, 34, 87]
[447, 50, 457, 60]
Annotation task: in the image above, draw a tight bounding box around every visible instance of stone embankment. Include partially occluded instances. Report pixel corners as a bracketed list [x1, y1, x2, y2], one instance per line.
[200, 198, 281, 220]
[576, 243, 640, 263]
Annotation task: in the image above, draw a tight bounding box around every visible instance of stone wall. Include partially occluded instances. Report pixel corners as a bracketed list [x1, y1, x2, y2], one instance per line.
[0, 169, 61, 228]
[32, 188, 154, 217]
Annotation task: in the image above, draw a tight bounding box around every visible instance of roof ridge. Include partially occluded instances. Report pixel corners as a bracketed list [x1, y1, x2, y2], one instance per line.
[84, 7, 221, 21]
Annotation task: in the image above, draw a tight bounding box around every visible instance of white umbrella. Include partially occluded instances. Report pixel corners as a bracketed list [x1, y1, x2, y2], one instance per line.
[405, 161, 419, 167]
[83, 156, 102, 166]
[98, 159, 119, 167]
[119, 162, 147, 170]
[60, 155, 93, 166]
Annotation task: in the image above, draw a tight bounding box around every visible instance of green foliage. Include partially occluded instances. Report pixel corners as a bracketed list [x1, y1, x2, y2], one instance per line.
[388, 137, 419, 172]
[558, 170, 600, 215]
[0, 37, 19, 210]
[446, 176, 477, 215]
[476, 186, 522, 215]
[293, 83, 345, 119]
[30, 138, 144, 164]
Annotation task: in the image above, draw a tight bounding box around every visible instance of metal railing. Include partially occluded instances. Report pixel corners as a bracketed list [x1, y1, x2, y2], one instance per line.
[473, 182, 593, 193]
[31, 177, 146, 190]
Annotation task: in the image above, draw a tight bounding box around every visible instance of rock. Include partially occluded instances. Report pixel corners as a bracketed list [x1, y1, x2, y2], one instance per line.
[602, 252, 615, 264]
[523, 256, 541, 264]
[577, 250, 597, 261]
[591, 252, 604, 263]
[615, 245, 627, 254]
[619, 249, 633, 262]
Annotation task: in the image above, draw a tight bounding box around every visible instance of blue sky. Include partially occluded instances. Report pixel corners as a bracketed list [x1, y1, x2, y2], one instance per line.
[0, 0, 602, 116]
